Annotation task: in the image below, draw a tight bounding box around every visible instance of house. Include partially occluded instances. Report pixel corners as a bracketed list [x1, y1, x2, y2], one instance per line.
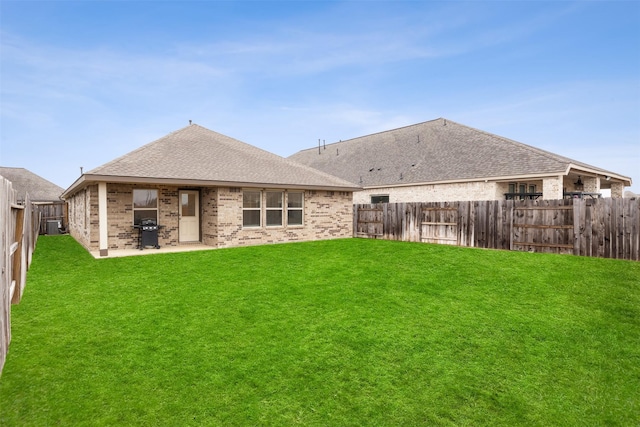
[61, 124, 359, 257]
[0, 167, 64, 204]
[289, 118, 632, 204]
[0, 167, 66, 234]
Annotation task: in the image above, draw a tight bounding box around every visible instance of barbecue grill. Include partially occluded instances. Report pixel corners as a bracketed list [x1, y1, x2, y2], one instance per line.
[139, 218, 160, 249]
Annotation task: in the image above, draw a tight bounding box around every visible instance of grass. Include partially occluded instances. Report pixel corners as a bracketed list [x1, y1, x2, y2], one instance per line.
[1, 235, 639, 426]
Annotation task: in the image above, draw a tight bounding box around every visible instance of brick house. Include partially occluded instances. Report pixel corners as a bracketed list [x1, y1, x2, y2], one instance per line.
[289, 118, 632, 204]
[61, 124, 359, 257]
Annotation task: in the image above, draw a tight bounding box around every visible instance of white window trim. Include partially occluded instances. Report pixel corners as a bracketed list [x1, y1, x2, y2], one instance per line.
[132, 188, 159, 225]
[286, 191, 304, 227]
[242, 189, 305, 229]
[265, 190, 284, 228]
[242, 190, 262, 228]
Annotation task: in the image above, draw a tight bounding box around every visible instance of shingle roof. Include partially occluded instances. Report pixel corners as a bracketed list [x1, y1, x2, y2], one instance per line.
[288, 118, 628, 187]
[0, 167, 64, 202]
[78, 124, 358, 191]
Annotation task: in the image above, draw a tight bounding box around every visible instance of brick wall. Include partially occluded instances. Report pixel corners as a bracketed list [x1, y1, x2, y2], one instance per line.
[67, 183, 353, 252]
[216, 188, 353, 249]
[201, 188, 218, 246]
[543, 176, 563, 200]
[354, 181, 500, 203]
[67, 185, 97, 250]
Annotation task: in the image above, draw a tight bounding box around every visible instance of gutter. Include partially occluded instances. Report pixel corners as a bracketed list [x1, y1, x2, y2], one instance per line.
[61, 174, 361, 199]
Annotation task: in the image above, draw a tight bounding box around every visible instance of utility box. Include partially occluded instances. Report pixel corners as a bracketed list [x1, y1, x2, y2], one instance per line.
[47, 220, 60, 235]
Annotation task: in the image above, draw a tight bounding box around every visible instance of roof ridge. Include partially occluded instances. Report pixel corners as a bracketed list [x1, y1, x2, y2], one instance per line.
[293, 117, 446, 154]
[68, 123, 361, 195]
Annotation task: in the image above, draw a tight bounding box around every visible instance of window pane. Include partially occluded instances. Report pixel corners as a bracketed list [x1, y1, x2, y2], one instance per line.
[134, 210, 157, 225]
[288, 210, 303, 225]
[133, 189, 158, 209]
[371, 195, 389, 203]
[181, 193, 196, 216]
[266, 191, 283, 208]
[508, 183, 516, 193]
[243, 191, 261, 208]
[519, 184, 526, 194]
[266, 210, 282, 226]
[243, 210, 260, 227]
[529, 185, 536, 193]
[288, 192, 303, 208]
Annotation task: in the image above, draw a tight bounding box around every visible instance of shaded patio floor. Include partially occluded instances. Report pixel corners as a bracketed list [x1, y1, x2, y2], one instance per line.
[90, 243, 214, 259]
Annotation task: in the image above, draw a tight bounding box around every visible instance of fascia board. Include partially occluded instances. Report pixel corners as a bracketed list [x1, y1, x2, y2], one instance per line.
[62, 174, 360, 198]
[361, 172, 569, 190]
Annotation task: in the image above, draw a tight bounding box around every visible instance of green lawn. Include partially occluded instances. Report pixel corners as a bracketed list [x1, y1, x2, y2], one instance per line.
[1, 236, 639, 426]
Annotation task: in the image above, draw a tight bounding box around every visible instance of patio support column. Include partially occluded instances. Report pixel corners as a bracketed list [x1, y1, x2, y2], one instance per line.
[542, 176, 563, 200]
[98, 182, 108, 257]
[610, 182, 624, 198]
[583, 176, 600, 193]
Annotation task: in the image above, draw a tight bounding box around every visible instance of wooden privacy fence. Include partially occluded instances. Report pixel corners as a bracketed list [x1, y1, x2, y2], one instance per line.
[1, 177, 39, 376]
[36, 202, 67, 235]
[354, 198, 640, 261]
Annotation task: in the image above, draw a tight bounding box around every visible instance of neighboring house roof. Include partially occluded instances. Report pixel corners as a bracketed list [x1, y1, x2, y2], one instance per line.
[0, 167, 64, 203]
[63, 124, 359, 198]
[289, 118, 632, 188]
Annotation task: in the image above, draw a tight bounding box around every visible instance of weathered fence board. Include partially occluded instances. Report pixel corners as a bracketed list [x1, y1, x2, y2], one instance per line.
[1, 177, 39, 376]
[355, 198, 640, 261]
[421, 203, 458, 245]
[36, 202, 66, 235]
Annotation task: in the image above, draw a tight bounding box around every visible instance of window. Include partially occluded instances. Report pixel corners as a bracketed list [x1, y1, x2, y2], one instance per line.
[243, 190, 305, 228]
[371, 195, 389, 204]
[243, 191, 261, 227]
[505, 182, 540, 200]
[133, 189, 158, 225]
[181, 192, 196, 217]
[287, 192, 304, 226]
[266, 191, 283, 227]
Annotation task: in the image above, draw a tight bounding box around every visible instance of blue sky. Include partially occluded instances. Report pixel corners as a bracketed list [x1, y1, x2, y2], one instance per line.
[1, 0, 639, 194]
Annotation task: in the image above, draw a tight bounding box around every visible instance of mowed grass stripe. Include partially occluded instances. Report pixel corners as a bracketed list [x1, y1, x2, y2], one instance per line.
[1, 236, 638, 426]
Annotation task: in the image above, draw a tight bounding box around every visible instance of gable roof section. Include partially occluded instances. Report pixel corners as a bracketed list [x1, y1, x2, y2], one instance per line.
[0, 167, 64, 202]
[289, 118, 631, 188]
[63, 124, 359, 197]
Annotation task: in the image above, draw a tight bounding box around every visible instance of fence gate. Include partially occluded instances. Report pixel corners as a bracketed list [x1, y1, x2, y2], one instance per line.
[421, 204, 458, 245]
[355, 205, 383, 238]
[512, 200, 574, 254]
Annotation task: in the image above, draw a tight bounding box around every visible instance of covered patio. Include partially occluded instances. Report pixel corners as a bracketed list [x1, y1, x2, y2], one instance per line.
[89, 242, 214, 259]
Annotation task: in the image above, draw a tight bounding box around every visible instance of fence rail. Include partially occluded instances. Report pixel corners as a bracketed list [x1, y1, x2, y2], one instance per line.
[1, 177, 39, 376]
[354, 198, 640, 261]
